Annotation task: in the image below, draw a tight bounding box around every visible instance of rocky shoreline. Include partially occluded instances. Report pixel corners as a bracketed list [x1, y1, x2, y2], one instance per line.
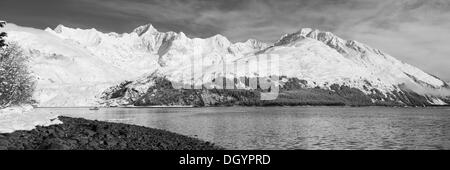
[0, 116, 223, 150]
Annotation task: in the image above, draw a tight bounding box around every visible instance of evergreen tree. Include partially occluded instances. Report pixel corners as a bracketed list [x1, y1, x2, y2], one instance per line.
[0, 21, 6, 47]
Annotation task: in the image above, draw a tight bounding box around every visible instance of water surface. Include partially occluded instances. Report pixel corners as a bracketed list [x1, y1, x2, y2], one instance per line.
[34, 106, 450, 150]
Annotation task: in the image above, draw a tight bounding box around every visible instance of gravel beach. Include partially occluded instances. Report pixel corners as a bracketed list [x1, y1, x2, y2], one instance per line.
[0, 116, 223, 150]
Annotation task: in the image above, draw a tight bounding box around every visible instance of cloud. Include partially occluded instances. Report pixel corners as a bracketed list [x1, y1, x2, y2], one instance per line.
[1, 0, 449, 81]
[335, 0, 450, 83]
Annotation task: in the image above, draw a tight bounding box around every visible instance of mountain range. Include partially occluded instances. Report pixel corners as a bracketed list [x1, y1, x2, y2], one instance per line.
[1, 23, 449, 107]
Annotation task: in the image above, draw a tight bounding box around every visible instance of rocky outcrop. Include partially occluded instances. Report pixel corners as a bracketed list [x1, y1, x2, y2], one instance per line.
[100, 76, 446, 107]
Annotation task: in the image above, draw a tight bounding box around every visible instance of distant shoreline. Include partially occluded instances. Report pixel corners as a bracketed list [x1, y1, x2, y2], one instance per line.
[35, 105, 196, 108]
[34, 104, 450, 109]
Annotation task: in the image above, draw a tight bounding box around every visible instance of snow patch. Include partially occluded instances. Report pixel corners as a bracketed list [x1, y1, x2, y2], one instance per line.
[0, 105, 62, 133]
[428, 98, 447, 105]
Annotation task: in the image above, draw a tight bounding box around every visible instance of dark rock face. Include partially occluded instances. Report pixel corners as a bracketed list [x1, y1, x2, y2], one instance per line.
[441, 97, 450, 104]
[134, 77, 205, 106]
[101, 81, 133, 100]
[101, 76, 263, 107]
[0, 116, 222, 150]
[101, 76, 447, 107]
[329, 84, 373, 106]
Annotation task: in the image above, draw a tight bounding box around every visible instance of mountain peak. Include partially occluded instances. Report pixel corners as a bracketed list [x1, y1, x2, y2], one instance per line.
[242, 39, 268, 49]
[212, 34, 228, 41]
[210, 34, 231, 47]
[298, 28, 314, 35]
[133, 24, 158, 36]
[53, 24, 67, 33]
[297, 28, 345, 44]
[276, 28, 363, 54]
[245, 38, 259, 44]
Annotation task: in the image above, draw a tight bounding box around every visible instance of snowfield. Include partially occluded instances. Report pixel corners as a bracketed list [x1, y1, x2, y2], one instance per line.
[0, 105, 62, 133]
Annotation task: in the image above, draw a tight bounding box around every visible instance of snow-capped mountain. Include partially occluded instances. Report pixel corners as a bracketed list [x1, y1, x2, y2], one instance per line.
[1, 23, 448, 106]
[271, 28, 447, 91]
[0, 23, 267, 106]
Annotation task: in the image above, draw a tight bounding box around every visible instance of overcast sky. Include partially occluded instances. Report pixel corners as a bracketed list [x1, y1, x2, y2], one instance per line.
[1, 0, 449, 81]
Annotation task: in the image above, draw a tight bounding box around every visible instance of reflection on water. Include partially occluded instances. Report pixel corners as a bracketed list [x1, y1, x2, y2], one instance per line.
[34, 106, 450, 150]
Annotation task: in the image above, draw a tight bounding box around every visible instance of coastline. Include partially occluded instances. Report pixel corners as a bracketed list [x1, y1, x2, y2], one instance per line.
[35, 104, 450, 109]
[0, 116, 223, 150]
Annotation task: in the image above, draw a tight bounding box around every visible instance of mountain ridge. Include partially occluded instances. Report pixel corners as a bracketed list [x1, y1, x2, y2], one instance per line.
[1, 22, 449, 106]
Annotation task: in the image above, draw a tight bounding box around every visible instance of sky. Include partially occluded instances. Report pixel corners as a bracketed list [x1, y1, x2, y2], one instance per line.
[0, 0, 449, 81]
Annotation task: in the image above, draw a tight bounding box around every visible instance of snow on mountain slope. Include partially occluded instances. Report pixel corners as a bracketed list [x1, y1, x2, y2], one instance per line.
[1, 22, 448, 106]
[44, 24, 161, 74]
[164, 27, 448, 94]
[1, 24, 133, 106]
[44, 23, 267, 70]
[255, 28, 448, 105]
[269, 28, 447, 90]
[0, 23, 267, 106]
[43, 23, 270, 90]
[103, 27, 449, 106]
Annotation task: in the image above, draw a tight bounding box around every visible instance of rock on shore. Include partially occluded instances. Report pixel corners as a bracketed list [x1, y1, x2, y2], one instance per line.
[0, 116, 222, 150]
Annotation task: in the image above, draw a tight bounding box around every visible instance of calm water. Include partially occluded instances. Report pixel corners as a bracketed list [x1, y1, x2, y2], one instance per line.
[34, 106, 450, 150]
